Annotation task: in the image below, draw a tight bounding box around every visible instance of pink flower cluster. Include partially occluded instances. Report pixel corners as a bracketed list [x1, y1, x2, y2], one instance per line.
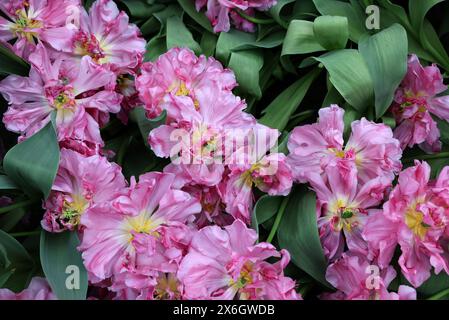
[0, 0, 146, 153]
[136, 47, 293, 224]
[365, 161, 449, 287]
[288, 103, 449, 299]
[76, 169, 297, 300]
[392, 55, 449, 153]
[0, 2, 297, 299]
[194, 0, 278, 33]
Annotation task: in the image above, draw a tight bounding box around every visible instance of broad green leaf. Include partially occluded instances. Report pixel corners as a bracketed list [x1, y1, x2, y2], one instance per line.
[359, 24, 408, 118]
[268, 0, 297, 28]
[0, 229, 35, 292]
[292, 0, 318, 20]
[322, 83, 344, 108]
[251, 195, 282, 234]
[0, 175, 19, 190]
[313, 16, 349, 50]
[259, 52, 279, 92]
[129, 107, 167, 148]
[437, 118, 449, 146]
[0, 269, 14, 288]
[166, 16, 201, 54]
[228, 49, 264, 98]
[408, 0, 449, 70]
[215, 30, 256, 63]
[421, 19, 449, 71]
[233, 31, 285, 51]
[407, 31, 435, 63]
[277, 186, 331, 288]
[152, 4, 183, 30]
[200, 32, 218, 57]
[144, 36, 167, 62]
[277, 131, 290, 155]
[40, 231, 88, 300]
[3, 121, 60, 199]
[417, 272, 449, 299]
[177, 0, 214, 32]
[378, 0, 413, 31]
[343, 105, 363, 137]
[257, 24, 284, 41]
[281, 20, 325, 56]
[315, 49, 374, 112]
[0, 207, 26, 232]
[428, 157, 449, 179]
[381, 116, 397, 129]
[409, 0, 444, 33]
[378, 0, 434, 63]
[312, 0, 366, 42]
[0, 43, 30, 76]
[119, 0, 160, 19]
[259, 68, 320, 131]
[140, 16, 162, 36]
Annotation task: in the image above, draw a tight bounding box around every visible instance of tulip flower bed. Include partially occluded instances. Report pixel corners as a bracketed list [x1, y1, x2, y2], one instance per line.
[1, 0, 449, 301]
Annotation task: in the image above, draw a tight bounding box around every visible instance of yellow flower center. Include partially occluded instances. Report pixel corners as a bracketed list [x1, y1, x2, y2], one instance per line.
[418, 105, 427, 113]
[124, 211, 162, 242]
[191, 124, 219, 159]
[240, 163, 262, 188]
[10, 9, 43, 43]
[62, 194, 89, 227]
[229, 262, 253, 290]
[175, 82, 189, 96]
[405, 208, 429, 239]
[400, 91, 428, 113]
[169, 82, 200, 110]
[333, 149, 345, 158]
[53, 93, 75, 110]
[153, 274, 181, 300]
[329, 198, 360, 232]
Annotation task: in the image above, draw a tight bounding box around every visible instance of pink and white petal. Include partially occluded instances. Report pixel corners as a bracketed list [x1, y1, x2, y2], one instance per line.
[429, 96, 449, 121]
[225, 220, 258, 255]
[317, 104, 345, 147]
[148, 125, 178, 158]
[177, 251, 230, 299]
[0, 73, 45, 105]
[354, 176, 391, 209]
[72, 56, 116, 95]
[39, 26, 77, 51]
[0, 17, 14, 41]
[77, 90, 122, 113]
[190, 225, 231, 263]
[184, 163, 225, 187]
[88, 0, 121, 35]
[3, 102, 52, 134]
[153, 189, 201, 223]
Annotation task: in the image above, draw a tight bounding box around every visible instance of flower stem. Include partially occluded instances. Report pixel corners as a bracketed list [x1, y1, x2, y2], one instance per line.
[9, 230, 41, 238]
[235, 9, 275, 25]
[403, 151, 449, 163]
[427, 287, 449, 300]
[266, 196, 289, 243]
[290, 109, 316, 123]
[117, 136, 133, 166]
[0, 198, 39, 215]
